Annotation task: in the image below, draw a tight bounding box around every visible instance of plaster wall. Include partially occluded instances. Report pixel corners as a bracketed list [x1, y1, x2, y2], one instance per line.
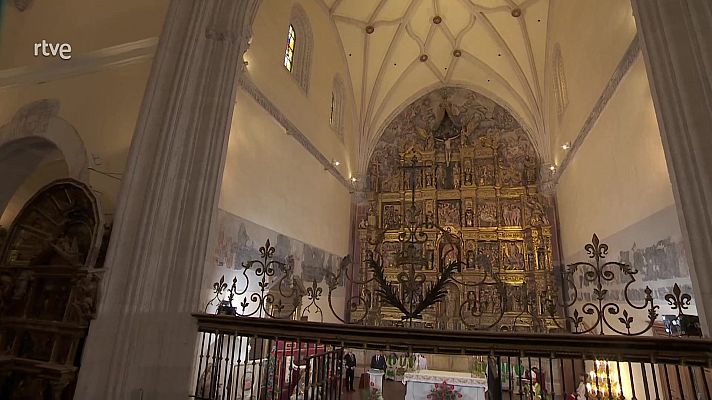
[0, 60, 154, 217]
[556, 57, 694, 326]
[545, 0, 637, 165]
[244, 0, 356, 178]
[220, 87, 351, 259]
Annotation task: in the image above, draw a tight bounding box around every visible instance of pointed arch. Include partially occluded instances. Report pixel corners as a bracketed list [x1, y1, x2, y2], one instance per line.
[285, 3, 313, 92]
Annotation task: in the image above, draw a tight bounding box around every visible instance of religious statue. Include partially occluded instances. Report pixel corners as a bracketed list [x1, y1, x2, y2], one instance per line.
[465, 209, 474, 227]
[502, 242, 523, 270]
[436, 164, 446, 189]
[463, 159, 473, 185]
[453, 163, 461, 188]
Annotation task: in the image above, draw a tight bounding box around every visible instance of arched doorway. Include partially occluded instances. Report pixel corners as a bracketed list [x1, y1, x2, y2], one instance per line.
[0, 99, 91, 229]
[0, 179, 105, 399]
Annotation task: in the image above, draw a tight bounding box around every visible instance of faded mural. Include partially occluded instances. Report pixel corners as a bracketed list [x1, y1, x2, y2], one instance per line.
[566, 206, 696, 333]
[213, 209, 344, 287]
[208, 209, 346, 322]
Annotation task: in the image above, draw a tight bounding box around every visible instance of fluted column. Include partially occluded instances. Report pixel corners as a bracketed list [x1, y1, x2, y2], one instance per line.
[74, 1, 260, 398]
[631, 0, 712, 336]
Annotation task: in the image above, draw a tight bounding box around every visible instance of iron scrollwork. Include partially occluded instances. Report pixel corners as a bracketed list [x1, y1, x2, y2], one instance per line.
[550, 234, 659, 335]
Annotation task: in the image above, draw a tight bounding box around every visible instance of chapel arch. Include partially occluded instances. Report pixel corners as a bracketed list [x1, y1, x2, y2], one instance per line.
[0, 99, 91, 225]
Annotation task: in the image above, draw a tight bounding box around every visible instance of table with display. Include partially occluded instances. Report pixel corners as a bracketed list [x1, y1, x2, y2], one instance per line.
[402, 370, 487, 400]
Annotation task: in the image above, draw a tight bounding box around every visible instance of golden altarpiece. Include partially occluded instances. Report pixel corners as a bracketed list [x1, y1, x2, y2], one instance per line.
[352, 88, 565, 332]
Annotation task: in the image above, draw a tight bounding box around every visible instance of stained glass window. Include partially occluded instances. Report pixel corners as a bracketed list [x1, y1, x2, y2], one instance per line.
[284, 25, 296, 71]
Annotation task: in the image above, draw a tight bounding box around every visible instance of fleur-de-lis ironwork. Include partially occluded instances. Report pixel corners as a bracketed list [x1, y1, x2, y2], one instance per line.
[665, 283, 692, 316]
[551, 233, 659, 335]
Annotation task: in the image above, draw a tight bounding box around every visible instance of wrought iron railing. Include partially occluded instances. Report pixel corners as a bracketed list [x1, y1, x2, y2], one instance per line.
[204, 232, 699, 337]
[192, 315, 712, 400]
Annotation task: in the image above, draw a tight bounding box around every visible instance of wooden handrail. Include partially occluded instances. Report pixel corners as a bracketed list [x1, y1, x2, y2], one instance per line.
[193, 313, 712, 366]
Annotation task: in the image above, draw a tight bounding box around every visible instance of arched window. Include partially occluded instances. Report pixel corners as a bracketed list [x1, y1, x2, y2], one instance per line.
[552, 43, 568, 117]
[330, 76, 345, 139]
[284, 25, 296, 71]
[283, 4, 313, 92]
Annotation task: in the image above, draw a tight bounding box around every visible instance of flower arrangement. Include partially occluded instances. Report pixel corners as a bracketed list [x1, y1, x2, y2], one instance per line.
[427, 380, 462, 400]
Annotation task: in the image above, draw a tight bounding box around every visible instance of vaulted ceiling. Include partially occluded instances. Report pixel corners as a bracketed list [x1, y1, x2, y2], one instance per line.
[319, 0, 551, 172]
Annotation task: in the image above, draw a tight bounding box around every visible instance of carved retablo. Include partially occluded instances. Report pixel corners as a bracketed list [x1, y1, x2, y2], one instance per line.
[354, 87, 563, 331]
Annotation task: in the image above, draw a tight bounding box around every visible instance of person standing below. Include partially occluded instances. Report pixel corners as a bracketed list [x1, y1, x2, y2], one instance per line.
[343, 349, 357, 392]
[370, 350, 387, 372]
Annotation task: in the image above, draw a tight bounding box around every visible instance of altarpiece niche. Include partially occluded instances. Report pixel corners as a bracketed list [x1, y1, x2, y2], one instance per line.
[353, 88, 564, 332]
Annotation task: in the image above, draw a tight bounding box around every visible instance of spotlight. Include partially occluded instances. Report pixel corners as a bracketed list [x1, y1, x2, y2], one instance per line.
[350, 177, 358, 182]
[333, 160, 340, 166]
[561, 142, 570, 150]
[549, 165, 556, 172]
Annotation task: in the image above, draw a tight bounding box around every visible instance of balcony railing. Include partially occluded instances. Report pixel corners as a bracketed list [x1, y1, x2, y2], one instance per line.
[191, 314, 712, 400]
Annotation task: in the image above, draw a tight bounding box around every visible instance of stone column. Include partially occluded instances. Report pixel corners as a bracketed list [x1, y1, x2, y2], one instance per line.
[74, 1, 260, 398]
[631, 0, 712, 336]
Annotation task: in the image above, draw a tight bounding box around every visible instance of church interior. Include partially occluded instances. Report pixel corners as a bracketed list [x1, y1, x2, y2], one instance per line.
[0, 0, 711, 399]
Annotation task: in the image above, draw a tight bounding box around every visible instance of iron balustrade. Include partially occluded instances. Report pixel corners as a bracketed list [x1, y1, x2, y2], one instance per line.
[192, 314, 712, 400]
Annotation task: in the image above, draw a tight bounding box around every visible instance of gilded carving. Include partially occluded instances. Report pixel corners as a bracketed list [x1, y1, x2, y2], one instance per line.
[357, 87, 560, 331]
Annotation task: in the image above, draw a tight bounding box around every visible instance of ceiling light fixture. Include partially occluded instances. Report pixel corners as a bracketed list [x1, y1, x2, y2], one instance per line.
[366, 26, 374, 34]
[419, 54, 428, 62]
[511, 8, 522, 17]
[453, 49, 462, 57]
[433, 16, 442, 24]
[561, 142, 571, 150]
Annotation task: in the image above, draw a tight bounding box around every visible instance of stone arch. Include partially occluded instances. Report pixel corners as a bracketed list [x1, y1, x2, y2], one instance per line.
[0, 99, 91, 220]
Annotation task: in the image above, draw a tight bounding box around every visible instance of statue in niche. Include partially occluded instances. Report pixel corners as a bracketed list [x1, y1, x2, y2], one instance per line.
[464, 209, 474, 227]
[436, 164, 446, 189]
[478, 164, 495, 186]
[453, 163, 461, 188]
[424, 168, 433, 187]
[502, 242, 523, 270]
[463, 159, 473, 185]
[523, 155, 538, 184]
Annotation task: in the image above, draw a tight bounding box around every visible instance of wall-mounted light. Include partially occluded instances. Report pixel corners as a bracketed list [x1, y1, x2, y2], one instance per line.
[350, 177, 358, 183]
[333, 160, 340, 167]
[561, 142, 571, 150]
[549, 165, 557, 173]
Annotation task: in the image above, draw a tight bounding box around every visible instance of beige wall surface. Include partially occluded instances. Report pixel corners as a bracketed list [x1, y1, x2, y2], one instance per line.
[0, 60, 153, 217]
[0, 0, 168, 69]
[220, 88, 351, 257]
[545, 0, 637, 166]
[557, 57, 674, 257]
[556, 57, 694, 329]
[244, 0, 356, 179]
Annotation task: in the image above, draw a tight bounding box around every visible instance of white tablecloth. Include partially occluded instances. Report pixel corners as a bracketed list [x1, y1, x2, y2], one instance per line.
[403, 370, 487, 400]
